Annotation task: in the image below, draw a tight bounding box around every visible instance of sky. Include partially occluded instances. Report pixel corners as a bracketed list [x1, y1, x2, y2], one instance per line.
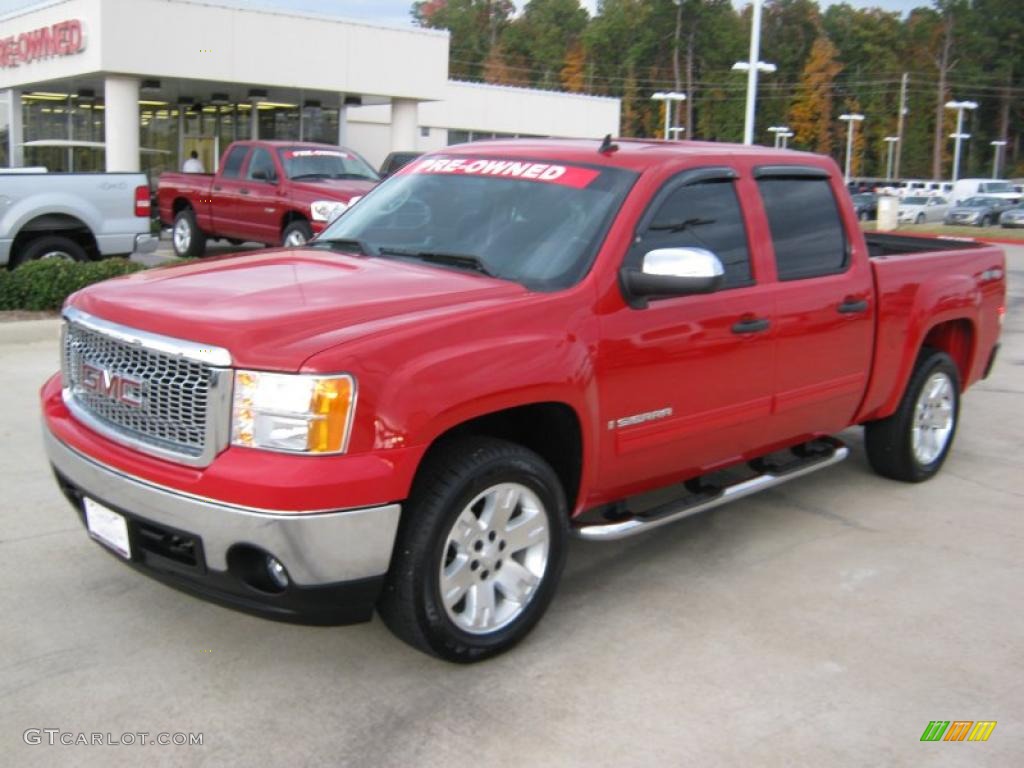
[0, 0, 936, 28]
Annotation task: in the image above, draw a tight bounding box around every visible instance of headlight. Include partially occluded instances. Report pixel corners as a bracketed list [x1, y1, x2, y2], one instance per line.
[232, 371, 356, 454]
[310, 200, 349, 222]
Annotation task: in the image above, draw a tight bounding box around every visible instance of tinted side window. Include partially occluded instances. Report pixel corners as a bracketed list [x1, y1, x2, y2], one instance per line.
[221, 146, 249, 179]
[757, 178, 846, 280]
[247, 148, 277, 181]
[641, 180, 752, 289]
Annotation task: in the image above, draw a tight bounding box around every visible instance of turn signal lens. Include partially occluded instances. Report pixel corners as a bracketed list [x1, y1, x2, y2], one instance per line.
[308, 377, 354, 453]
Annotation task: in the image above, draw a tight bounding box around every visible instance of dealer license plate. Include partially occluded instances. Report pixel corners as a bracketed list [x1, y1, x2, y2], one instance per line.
[84, 497, 131, 559]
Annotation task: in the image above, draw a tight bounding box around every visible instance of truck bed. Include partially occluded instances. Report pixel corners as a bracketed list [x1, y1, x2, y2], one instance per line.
[857, 235, 1005, 424]
[865, 231, 987, 258]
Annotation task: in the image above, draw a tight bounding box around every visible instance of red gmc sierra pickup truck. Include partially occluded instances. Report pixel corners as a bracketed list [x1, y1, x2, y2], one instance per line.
[157, 140, 379, 257]
[43, 139, 1005, 662]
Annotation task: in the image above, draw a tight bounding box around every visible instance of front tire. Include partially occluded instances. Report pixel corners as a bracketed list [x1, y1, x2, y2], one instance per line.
[172, 209, 206, 258]
[379, 437, 568, 662]
[864, 348, 960, 482]
[979, 216, 991, 227]
[915, 213, 925, 225]
[282, 220, 312, 247]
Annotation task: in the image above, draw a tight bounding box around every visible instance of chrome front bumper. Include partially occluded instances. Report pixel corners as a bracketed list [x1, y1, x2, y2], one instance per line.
[44, 428, 400, 587]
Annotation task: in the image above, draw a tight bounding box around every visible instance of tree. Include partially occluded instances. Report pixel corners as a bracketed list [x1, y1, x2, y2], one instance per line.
[789, 35, 843, 154]
[560, 41, 587, 92]
[483, 43, 516, 85]
[503, 0, 589, 88]
[412, 0, 515, 80]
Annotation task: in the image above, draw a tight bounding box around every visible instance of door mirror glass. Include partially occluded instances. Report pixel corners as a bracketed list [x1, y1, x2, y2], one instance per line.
[620, 247, 725, 308]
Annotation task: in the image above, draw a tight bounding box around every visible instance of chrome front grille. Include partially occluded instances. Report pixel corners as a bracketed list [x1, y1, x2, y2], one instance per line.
[61, 308, 233, 467]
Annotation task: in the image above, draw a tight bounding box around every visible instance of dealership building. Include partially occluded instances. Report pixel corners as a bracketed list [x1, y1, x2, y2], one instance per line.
[0, 0, 620, 177]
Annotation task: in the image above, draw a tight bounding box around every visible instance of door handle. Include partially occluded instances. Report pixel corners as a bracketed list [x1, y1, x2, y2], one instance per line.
[239, 188, 250, 196]
[838, 298, 869, 314]
[212, 185, 222, 192]
[732, 317, 771, 334]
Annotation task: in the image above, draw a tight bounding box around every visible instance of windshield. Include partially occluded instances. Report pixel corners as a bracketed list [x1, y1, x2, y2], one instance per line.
[979, 182, 1012, 193]
[903, 197, 929, 205]
[317, 155, 637, 290]
[277, 147, 379, 181]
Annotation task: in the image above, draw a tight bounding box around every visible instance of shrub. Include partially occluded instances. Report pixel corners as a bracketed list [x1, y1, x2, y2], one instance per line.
[0, 258, 146, 311]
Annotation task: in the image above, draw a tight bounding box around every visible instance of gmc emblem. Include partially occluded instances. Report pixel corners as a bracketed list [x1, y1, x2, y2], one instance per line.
[79, 361, 145, 408]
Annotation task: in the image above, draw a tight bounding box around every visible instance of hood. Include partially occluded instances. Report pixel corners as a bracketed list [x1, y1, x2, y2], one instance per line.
[948, 205, 987, 215]
[287, 178, 377, 201]
[71, 248, 526, 371]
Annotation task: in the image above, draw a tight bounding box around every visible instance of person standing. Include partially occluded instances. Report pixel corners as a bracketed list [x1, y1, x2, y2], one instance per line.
[182, 150, 205, 173]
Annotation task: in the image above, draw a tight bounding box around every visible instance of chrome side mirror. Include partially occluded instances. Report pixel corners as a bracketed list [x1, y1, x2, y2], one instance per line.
[620, 247, 725, 308]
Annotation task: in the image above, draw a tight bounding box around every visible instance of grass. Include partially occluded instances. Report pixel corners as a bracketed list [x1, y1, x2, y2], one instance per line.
[860, 221, 1024, 240]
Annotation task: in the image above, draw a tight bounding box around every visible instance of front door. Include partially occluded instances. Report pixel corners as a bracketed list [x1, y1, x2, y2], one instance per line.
[596, 169, 777, 501]
[235, 145, 283, 245]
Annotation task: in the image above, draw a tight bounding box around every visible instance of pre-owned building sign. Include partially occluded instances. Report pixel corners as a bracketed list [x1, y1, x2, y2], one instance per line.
[0, 20, 85, 68]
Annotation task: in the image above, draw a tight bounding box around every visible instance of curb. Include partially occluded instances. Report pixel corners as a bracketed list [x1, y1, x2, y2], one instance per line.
[0, 317, 61, 345]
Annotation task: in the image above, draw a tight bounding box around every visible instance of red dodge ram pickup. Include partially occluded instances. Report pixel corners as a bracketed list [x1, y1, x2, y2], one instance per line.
[43, 139, 1005, 662]
[157, 140, 379, 257]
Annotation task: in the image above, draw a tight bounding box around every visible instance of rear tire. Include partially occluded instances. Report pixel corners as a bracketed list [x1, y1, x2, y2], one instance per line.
[172, 208, 206, 258]
[378, 437, 568, 662]
[12, 235, 88, 267]
[864, 348, 960, 482]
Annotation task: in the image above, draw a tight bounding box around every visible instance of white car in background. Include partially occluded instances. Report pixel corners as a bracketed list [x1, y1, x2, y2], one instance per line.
[898, 195, 950, 225]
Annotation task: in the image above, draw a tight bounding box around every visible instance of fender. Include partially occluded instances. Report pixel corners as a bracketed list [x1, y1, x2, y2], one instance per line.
[856, 270, 979, 423]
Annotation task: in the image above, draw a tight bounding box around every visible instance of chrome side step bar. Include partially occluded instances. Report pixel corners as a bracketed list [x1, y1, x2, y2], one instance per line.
[573, 438, 849, 542]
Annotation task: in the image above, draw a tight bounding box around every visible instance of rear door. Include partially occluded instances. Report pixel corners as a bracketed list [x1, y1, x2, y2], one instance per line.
[210, 144, 251, 238]
[596, 168, 777, 498]
[754, 167, 874, 440]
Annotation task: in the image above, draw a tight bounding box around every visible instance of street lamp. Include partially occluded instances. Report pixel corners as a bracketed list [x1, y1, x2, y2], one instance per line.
[651, 92, 687, 141]
[767, 125, 789, 148]
[884, 136, 899, 180]
[669, 126, 686, 139]
[839, 113, 865, 184]
[779, 130, 793, 149]
[990, 140, 1008, 179]
[733, 0, 773, 146]
[944, 100, 977, 182]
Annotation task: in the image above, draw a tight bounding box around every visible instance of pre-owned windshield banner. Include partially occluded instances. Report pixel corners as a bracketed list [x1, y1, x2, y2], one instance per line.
[403, 157, 600, 189]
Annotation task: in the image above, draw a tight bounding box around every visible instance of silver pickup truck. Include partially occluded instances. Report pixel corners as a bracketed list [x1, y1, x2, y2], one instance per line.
[0, 172, 158, 268]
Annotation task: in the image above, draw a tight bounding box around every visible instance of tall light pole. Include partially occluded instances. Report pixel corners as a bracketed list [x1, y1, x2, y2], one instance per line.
[768, 125, 789, 148]
[884, 136, 899, 180]
[734, 0, 772, 146]
[839, 113, 865, 184]
[651, 92, 686, 140]
[944, 100, 977, 182]
[732, 60, 776, 146]
[990, 139, 1008, 179]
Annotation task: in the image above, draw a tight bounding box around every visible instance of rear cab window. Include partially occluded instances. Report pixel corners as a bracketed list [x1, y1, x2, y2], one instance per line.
[755, 168, 848, 280]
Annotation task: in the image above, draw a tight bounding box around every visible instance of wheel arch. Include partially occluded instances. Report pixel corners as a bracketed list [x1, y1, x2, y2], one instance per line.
[11, 212, 99, 262]
[410, 402, 584, 514]
[172, 197, 193, 217]
[921, 318, 975, 388]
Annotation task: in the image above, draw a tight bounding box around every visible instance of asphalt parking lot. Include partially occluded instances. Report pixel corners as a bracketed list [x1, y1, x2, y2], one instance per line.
[2, 246, 1022, 767]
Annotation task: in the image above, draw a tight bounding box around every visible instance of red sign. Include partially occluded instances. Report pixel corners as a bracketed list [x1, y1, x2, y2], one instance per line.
[0, 19, 85, 69]
[405, 156, 601, 189]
